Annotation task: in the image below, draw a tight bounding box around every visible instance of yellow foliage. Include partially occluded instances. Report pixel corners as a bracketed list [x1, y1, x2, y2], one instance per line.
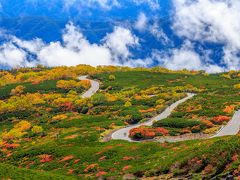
[234, 84, 240, 89]
[156, 99, 165, 105]
[75, 98, 87, 106]
[25, 93, 45, 104]
[31, 126, 43, 134]
[52, 98, 73, 106]
[2, 129, 27, 140]
[203, 127, 219, 134]
[108, 75, 116, 81]
[222, 74, 231, 79]
[10, 85, 25, 96]
[78, 80, 91, 89]
[52, 114, 68, 121]
[124, 101, 132, 107]
[1, 120, 31, 140]
[43, 93, 62, 102]
[56, 80, 79, 89]
[14, 120, 32, 131]
[105, 93, 118, 102]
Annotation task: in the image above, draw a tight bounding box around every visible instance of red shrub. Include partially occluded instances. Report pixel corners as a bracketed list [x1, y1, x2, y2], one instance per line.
[4, 143, 20, 149]
[60, 102, 74, 111]
[96, 171, 107, 177]
[129, 126, 169, 140]
[67, 169, 74, 174]
[155, 127, 169, 136]
[122, 165, 132, 171]
[122, 156, 134, 161]
[99, 156, 107, 161]
[39, 154, 53, 163]
[60, 155, 75, 162]
[84, 163, 98, 172]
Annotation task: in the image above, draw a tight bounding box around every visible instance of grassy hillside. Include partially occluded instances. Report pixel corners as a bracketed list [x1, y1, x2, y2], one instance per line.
[0, 66, 240, 179]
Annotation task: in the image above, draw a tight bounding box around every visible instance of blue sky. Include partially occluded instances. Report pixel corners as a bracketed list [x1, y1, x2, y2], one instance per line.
[0, 0, 239, 72]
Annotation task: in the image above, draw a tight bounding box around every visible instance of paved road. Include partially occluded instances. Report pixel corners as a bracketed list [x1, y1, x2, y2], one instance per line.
[78, 76, 240, 141]
[212, 110, 240, 138]
[78, 76, 100, 98]
[111, 93, 196, 141]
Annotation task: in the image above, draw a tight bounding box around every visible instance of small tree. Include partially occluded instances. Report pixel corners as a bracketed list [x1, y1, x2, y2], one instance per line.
[124, 101, 132, 107]
[31, 126, 43, 134]
[108, 75, 116, 81]
[234, 84, 240, 89]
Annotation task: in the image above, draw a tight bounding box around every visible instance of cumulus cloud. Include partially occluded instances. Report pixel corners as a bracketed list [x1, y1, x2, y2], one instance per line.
[0, 22, 141, 68]
[0, 43, 28, 68]
[172, 0, 240, 70]
[104, 26, 139, 61]
[154, 41, 224, 73]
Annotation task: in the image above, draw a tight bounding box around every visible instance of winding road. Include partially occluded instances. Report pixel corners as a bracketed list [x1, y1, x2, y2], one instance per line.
[79, 76, 240, 142]
[111, 93, 196, 141]
[212, 110, 240, 138]
[78, 75, 100, 98]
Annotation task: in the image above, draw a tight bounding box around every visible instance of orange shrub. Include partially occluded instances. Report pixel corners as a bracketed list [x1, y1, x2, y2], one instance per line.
[84, 163, 98, 172]
[139, 108, 156, 113]
[212, 116, 230, 124]
[60, 155, 75, 162]
[202, 120, 214, 128]
[223, 105, 235, 114]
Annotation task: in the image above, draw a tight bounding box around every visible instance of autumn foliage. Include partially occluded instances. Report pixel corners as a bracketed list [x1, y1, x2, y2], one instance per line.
[129, 126, 169, 140]
[212, 115, 230, 124]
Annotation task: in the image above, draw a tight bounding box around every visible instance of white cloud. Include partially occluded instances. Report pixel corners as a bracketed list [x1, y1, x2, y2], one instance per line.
[154, 41, 224, 73]
[172, 0, 240, 70]
[104, 26, 139, 61]
[0, 43, 28, 68]
[135, 12, 148, 31]
[0, 22, 141, 68]
[160, 42, 203, 71]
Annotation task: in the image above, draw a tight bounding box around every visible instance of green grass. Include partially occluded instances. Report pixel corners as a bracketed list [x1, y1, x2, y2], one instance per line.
[153, 118, 203, 129]
[1, 70, 240, 179]
[0, 163, 75, 180]
[0, 80, 67, 99]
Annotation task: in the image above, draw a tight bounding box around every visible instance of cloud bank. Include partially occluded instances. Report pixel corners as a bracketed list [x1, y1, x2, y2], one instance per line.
[0, 23, 140, 68]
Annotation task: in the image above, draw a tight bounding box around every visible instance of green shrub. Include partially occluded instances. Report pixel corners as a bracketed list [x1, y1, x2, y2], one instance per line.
[153, 118, 203, 129]
[91, 93, 107, 105]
